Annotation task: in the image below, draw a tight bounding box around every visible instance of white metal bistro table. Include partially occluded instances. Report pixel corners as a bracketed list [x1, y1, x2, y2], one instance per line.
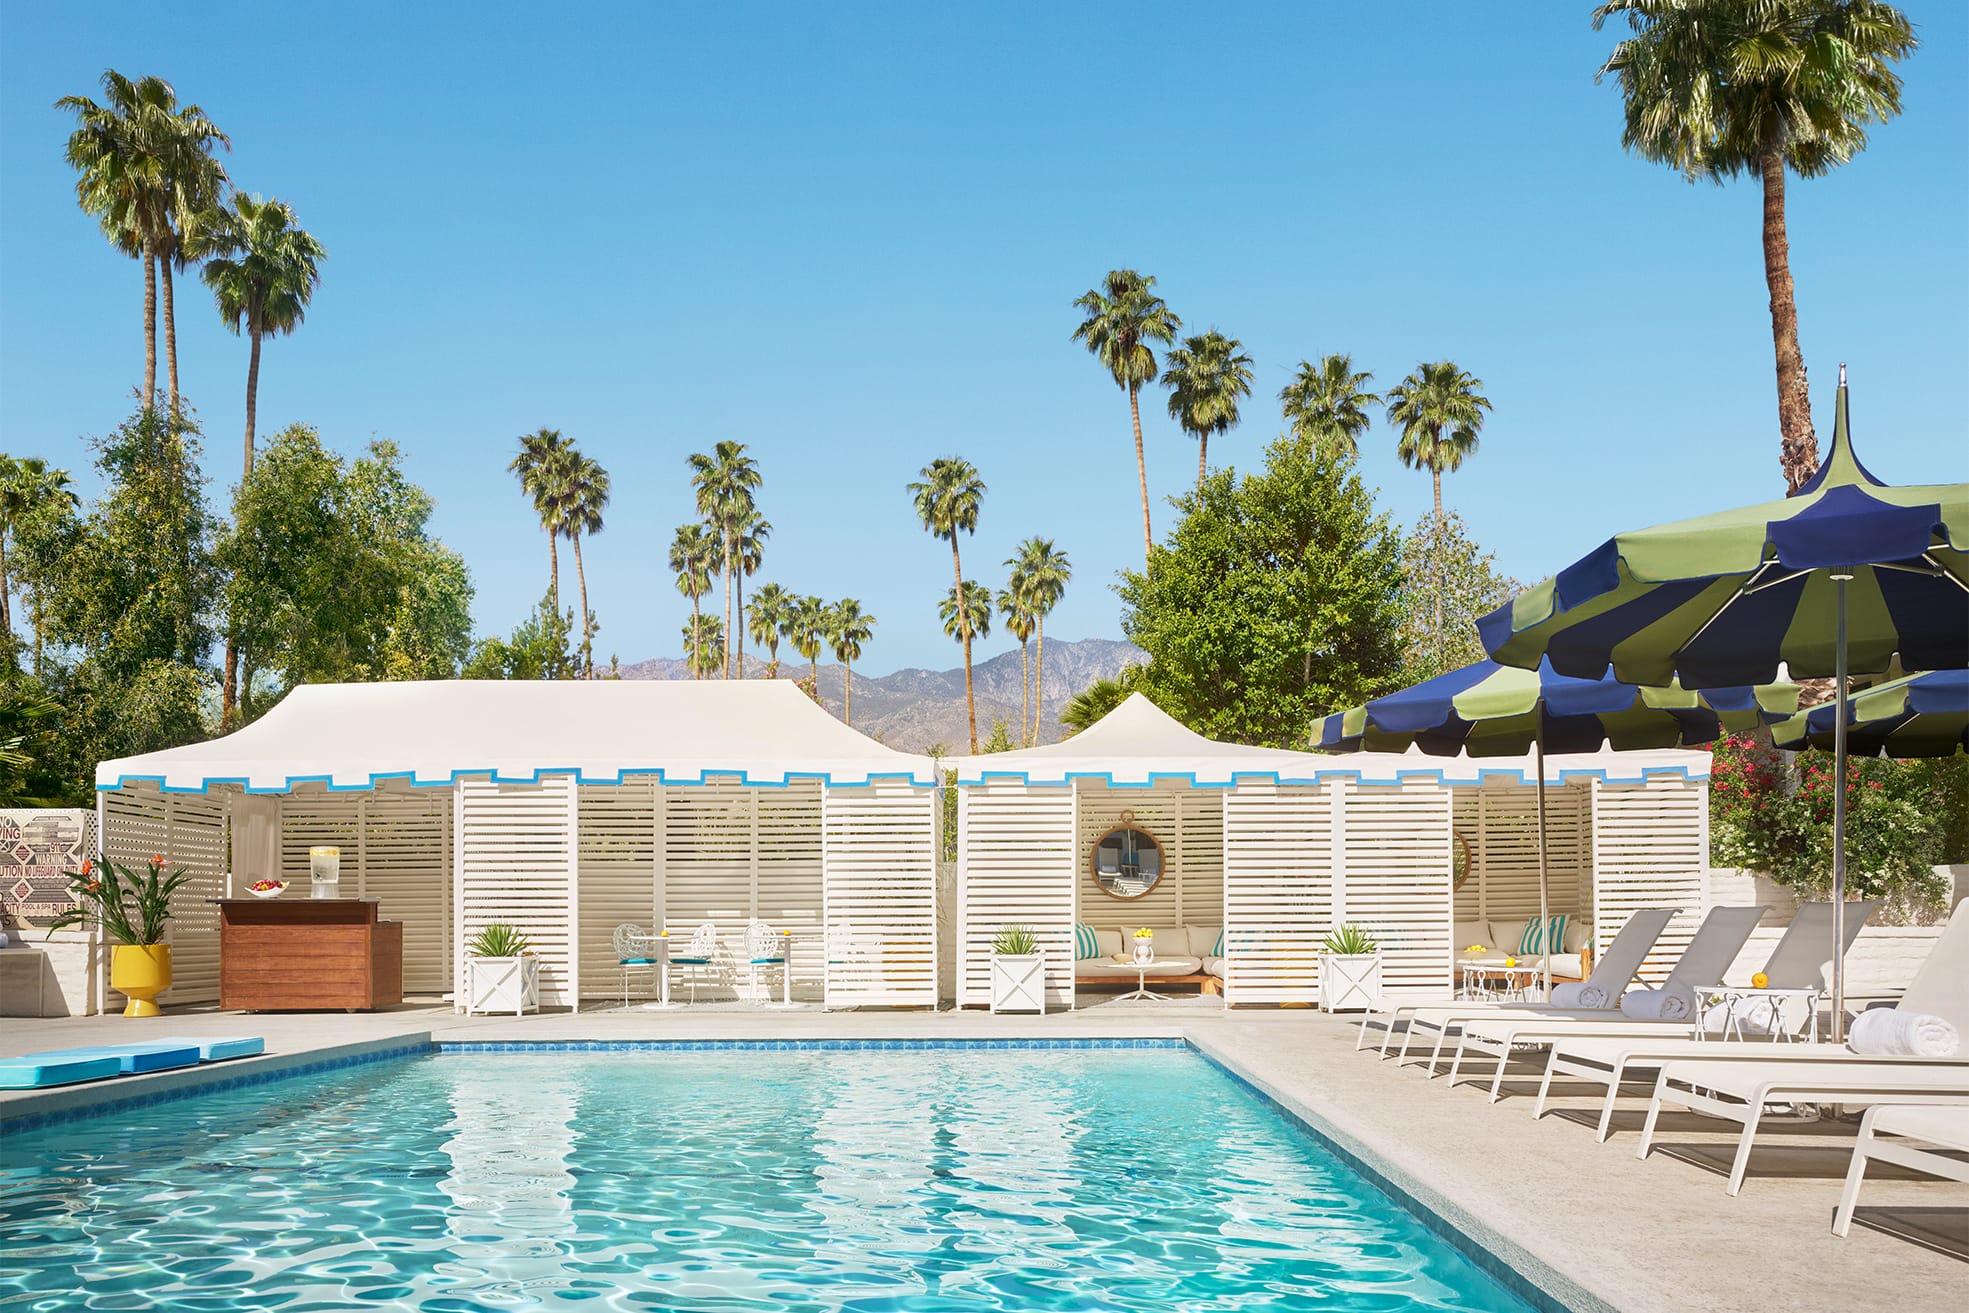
[1118, 951, 1167, 1003]
[632, 933, 676, 1010]
[1457, 960, 1546, 1003]
[1692, 984, 1822, 1042]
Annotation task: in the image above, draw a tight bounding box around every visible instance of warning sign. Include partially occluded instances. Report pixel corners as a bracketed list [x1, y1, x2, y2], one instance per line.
[0, 809, 95, 930]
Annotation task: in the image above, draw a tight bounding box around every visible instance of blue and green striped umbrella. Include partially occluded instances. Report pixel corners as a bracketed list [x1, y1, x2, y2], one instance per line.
[1773, 669, 1967, 758]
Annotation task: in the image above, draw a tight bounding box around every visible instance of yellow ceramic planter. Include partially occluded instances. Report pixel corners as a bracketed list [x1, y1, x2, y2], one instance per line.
[111, 944, 172, 1018]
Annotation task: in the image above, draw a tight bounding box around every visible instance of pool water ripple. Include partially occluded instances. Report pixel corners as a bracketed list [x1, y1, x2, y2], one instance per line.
[1, 1050, 1539, 1312]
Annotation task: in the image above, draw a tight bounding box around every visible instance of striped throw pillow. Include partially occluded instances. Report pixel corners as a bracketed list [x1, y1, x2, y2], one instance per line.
[1519, 915, 1568, 955]
[1074, 923, 1100, 961]
[1213, 927, 1224, 956]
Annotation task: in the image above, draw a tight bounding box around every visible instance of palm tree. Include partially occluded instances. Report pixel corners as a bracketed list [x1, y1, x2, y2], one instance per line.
[787, 594, 828, 687]
[1161, 330, 1255, 488]
[511, 428, 576, 614]
[682, 614, 724, 680]
[669, 523, 716, 680]
[197, 194, 326, 478]
[1280, 353, 1381, 460]
[997, 583, 1035, 748]
[687, 441, 762, 678]
[1594, 0, 1916, 492]
[563, 454, 609, 677]
[941, 581, 994, 648]
[909, 458, 987, 753]
[1387, 360, 1492, 665]
[825, 599, 875, 727]
[1008, 536, 1071, 746]
[57, 71, 229, 414]
[747, 582, 793, 678]
[730, 506, 770, 678]
[1071, 270, 1182, 560]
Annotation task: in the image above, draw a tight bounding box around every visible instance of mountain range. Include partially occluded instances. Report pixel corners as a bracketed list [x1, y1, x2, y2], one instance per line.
[617, 637, 1146, 751]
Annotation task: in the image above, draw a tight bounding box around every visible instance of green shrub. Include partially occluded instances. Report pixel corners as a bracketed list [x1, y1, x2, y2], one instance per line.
[1322, 923, 1379, 955]
[467, 922, 532, 957]
[991, 923, 1038, 955]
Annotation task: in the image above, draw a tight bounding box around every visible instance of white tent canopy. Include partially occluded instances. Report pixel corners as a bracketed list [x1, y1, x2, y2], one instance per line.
[951, 693, 1706, 788]
[97, 680, 939, 794]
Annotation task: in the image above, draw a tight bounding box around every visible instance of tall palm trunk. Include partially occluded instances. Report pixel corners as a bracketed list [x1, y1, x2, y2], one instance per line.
[1761, 146, 1818, 493]
[142, 250, 158, 411]
[734, 570, 745, 679]
[843, 657, 854, 727]
[1033, 615, 1046, 746]
[690, 599, 703, 680]
[1432, 463, 1445, 672]
[1018, 638, 1030, 749]
[224, 322, 263, 726]
[809, 650, 819, 688]
[573, 529, 591, 678]
[1196, 434, 1208, 490]
[244, 325, 263, 475]
[952, 540, 976, 753]
[0, 532, 11, 644]
[722, 538, 735, 679]
[160, 257, 180, 414]
[548, 533, 561, 620]
[1129, 382, 1152, 561]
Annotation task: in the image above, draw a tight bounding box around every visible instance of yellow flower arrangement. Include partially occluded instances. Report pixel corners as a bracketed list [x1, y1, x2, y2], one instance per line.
[1465, 943, 1488, 954]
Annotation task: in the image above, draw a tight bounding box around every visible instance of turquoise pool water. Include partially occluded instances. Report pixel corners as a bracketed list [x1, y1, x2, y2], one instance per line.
[2, 1048, 1541, 1312]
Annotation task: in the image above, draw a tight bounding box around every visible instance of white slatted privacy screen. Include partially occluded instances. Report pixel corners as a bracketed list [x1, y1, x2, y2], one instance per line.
[1453, 781, 1592, 923]
[102, 785, 227, 1005]
[823, 781, 939, 1008]
[1074, 784, 1224, 935]
[577, 779, 660, 1001]
[454, 775, 578, 1006]
[958, 780, 1076, 1008]
[1593, 777, 1708, 986]
[1342, 781, 1454, 1002]
[1222, 781, 1331, 1004]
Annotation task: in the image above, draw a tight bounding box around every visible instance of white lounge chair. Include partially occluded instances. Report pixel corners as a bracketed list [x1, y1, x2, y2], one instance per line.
[1635, 1057, 1969, 1195]
[1533, 899, 1964, 1139]
[1390, 905, 1769, 1072]
[1354, 907, 1679, 1055]
[1450, 901, 1877, 1103]
[1832, 1104, 1969, 1237]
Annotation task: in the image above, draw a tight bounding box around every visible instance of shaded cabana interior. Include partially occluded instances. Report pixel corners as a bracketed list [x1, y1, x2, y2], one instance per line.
[94, 682, 942, 1010]
[952, 696, 1710, 1008]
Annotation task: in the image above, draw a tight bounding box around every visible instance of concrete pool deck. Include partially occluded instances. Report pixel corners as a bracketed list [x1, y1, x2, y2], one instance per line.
[2, 1001, 1960, 1313]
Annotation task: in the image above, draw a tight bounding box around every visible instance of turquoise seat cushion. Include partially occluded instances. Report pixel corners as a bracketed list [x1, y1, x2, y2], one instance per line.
[672, 956, 711, 966]
[153, 1036, 263, 1062]
[0, 1054, 122, 1089]
[30, 1043, 201, 1074]
[750, 956, 785, 965]
[619, 957, 656, 966]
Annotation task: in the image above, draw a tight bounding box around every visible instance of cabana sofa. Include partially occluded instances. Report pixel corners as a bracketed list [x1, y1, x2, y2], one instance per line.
[1453, 916, 1595, 982]
[1074, 924, 1225, 994]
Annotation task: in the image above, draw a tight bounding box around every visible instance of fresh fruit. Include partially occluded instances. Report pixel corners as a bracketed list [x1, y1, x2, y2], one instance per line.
[1751, 971, 1769, 989]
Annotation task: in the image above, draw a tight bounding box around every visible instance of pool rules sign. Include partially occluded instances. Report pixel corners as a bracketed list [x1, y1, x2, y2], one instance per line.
[0, 808, 95, 931]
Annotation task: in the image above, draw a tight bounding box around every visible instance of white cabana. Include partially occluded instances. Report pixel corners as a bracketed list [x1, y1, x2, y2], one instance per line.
[95, 681, 942, 1011]
[951, 694, 1708, 1008]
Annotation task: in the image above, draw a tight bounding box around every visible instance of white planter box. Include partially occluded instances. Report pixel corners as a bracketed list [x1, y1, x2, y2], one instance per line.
[990, 951, 1046, 1015]
[465, 955, 540, 1016]
[1320, 952, 1383, 1012]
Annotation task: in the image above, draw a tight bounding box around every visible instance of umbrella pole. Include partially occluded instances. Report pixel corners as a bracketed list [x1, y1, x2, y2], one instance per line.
[1831, 574, 1852, 1042]
[1535, 719, 1551, 1000]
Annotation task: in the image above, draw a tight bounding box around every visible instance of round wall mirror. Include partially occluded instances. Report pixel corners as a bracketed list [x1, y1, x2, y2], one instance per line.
[1091, 822, 1165, 900]
[1452, 830, 1473, 890]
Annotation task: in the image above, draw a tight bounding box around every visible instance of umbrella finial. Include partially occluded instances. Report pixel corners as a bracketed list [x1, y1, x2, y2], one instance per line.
[1839, 361, 1847, 386]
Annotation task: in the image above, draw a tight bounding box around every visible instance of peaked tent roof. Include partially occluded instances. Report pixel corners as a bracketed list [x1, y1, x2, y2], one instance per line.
[951, 693, 1706, 786]
[97, 680, 939, 793]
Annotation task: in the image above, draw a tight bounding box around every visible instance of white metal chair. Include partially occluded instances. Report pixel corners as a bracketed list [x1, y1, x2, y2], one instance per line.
[746, 917, 788, 1005]
[670, 922, 717, 1003]
[612, 923, 658, 1008]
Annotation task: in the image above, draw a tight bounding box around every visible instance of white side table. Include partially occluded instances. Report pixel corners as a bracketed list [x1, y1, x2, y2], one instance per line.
[1118, 951, 1166, 1003]
[1458, 960, 1544, 1003]
[1693, 984, 1822, 1042]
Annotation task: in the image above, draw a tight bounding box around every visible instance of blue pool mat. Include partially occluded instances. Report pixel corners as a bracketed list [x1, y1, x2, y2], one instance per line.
[148, 1036, 265, 1062]
[25, 1043, 202, 1074]
[0, 1054, 124, 1089]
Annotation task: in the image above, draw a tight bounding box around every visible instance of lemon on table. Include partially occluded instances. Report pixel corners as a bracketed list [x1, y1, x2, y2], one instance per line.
[1505, 956, 1518, 967]
[1751, 971, 1769, 988]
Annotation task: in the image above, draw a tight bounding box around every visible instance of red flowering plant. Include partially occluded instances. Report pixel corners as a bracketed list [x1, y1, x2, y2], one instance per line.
[47, 853, 196, 946]
[1709, 734, 1953, 919]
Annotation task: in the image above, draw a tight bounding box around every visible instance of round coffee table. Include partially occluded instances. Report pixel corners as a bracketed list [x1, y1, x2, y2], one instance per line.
[1119, 953, 1165, 1002]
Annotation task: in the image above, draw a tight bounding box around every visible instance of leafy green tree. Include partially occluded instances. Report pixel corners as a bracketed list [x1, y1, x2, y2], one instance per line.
[1060, 664, 1145, 736]
[668, 523, 716, 681]
[787, 593, 828, 686]
[747, 582, 793, 678]
[1594, 0, 1916, 491]
[687, 440, 762, 679]
[1117, 435, 1405, 746]
[196, 193, 326, 476]
[1, 456, 79, 671]
[1387, 360, 1491, 657]
[1396, 510, 1523, 684]
[344, 440, 473, 682]
[909, 457, 986, 752]
[980, 717, 1016, 754]
[0, 683, 65, 804]
[1006, 536, 1070, 746]
[57, 71, 229, 413]
[1162, 329, 1255, 488]
[1071, 270, 1182, 561]
[463, 593, 576, 680]
[824, 598, 875, 728]
[1280, 354, 1380, 460]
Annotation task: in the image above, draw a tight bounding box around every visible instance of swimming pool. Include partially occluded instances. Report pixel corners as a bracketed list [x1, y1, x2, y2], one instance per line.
[2, 1045, 1544, 1311]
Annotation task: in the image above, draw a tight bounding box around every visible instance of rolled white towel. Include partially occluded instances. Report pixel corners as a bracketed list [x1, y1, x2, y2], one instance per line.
[1848, 1007, 1959, 1058]
[1620, 987, 1693, 1021]
[1701, 998, 1783, 1035]
[1551, 981, 1610, 1010]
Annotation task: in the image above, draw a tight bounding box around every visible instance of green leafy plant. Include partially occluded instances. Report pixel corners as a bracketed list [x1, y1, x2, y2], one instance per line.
[467, 921, 532, 957]
[48, 853, 193, 946]
[991, 923, 1038, 955]
[1322, 923, 1379, 956]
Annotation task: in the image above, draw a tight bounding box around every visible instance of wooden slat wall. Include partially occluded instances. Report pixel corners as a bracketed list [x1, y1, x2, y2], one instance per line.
[1072, 784, 1223, 937]
[454, 775, 577, 1006]
[822, 781, 939, 1008]
[102, 785, 227, 1005]
[1343, 780, 1453, 1002]
[1592, 776, 1708, 986]
[756, 783, 825, 999]
[1222, 781, 1331, 1005]
[575, 780, 659, 1001]
[277, 787, 453, 995]
[957, 781, 1075, 1008]
[1453, 780, 1592, 923]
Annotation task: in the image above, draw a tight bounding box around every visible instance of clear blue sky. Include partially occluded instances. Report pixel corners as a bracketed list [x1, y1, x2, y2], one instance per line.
[4, 4, 1965, 674]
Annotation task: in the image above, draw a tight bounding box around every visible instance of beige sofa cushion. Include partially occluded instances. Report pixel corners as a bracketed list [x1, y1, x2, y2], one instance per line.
[1186, 925, 1222, 957]
[1562, 921, 1593, 953]
[1489, 919, 1533, 952]
[1455, 921, 1493, 951]
[1094, 928, 1124, 957]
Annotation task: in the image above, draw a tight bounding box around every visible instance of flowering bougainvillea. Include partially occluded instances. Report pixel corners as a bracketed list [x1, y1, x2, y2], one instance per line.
[1710, 733, 1964, 920]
